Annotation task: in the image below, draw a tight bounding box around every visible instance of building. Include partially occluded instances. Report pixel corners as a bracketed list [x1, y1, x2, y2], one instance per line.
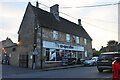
[0, 37, 17, 64]
[16, 2, 92, 68]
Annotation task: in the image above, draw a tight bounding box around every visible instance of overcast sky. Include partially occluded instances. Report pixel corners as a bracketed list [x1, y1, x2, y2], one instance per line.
[0, 0, 119, 50]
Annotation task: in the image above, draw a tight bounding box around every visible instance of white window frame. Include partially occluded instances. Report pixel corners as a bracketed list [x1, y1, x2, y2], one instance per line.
[66, 34, 70, 42]
[84, 38, 87, 45]
[53, 31, 58, 40]
[76, 36, 79, 44]
[85, 51, 88, 57]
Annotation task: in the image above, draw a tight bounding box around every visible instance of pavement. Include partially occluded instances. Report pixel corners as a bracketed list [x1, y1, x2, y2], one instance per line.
[2, 64, 83, 77]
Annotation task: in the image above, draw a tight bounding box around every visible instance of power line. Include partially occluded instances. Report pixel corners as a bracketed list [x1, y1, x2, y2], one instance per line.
[38, 2, 119, 9]
[37, 2, 118, 33]
[38, 2, 50, 8]
[59, 12, 78, 20]
[82, 21, 118, 33]
[60, 3, 119, 9]
[59, 12, 118, 33]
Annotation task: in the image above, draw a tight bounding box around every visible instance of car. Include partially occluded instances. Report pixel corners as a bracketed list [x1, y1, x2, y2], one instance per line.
[97, 52, 120, 72]
[83, 57, 98, 66]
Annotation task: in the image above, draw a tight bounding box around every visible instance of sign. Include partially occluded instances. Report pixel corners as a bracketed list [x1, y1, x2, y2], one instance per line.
[43, 41, 84, 51]
[58, 44, 74, 49]
[32, 48, 38, 55]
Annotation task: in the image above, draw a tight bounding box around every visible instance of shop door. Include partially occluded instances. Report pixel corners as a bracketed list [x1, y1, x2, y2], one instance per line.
[19, 55, 28, 68]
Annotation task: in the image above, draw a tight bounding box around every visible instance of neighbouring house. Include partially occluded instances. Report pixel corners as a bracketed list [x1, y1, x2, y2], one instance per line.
[16, 2, 92, 69]
[0, 37, 17, 65]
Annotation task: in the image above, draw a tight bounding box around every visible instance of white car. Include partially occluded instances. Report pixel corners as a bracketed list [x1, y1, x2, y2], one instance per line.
[83, 57, 98, 66]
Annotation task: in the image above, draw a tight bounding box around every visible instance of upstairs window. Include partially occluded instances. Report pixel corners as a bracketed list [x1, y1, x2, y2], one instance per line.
[66, 34, 70, 42]
[72, 35, 76, 43]
[84, 38, 87, 45]
[53, 31, 58, 40]
[76, 36, 80, 44]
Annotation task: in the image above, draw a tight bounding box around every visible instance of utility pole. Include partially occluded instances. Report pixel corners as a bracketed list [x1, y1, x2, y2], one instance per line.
[32, 1, 39, 69]
[32, 1, 43, 69]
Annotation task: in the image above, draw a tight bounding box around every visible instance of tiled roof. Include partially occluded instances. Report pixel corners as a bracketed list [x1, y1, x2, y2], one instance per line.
[1, 38, 16, 48]
[30, 2, 92, 40]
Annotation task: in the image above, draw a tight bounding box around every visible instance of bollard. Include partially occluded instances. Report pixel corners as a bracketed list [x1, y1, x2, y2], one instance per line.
[112, 57, 120, 80]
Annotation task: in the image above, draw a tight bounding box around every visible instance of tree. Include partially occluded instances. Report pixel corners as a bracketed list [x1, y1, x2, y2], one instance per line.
[107, 40, 118, 47]
[107, 40, 118, 52]
[99, 40, 118, 52]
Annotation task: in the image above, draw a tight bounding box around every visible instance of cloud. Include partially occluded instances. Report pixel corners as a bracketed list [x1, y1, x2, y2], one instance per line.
[0, 2, 27, 42]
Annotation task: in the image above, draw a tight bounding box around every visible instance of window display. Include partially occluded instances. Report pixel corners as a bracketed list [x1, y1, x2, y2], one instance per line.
[45, 48, 81, 62]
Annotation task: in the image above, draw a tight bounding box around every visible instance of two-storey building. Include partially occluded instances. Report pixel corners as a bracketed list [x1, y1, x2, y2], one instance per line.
[16, 2, 92, 68]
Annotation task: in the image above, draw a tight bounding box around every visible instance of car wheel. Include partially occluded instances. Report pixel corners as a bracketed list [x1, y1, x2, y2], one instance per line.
[98, 68, 103, 72]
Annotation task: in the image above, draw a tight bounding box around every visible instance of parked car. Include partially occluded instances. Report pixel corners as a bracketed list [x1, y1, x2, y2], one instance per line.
[83, 57, 98, 66]
[97, 52, 120, 72]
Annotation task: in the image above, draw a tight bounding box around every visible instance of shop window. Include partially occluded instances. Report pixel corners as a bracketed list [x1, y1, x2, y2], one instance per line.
[45, 49, 62, 61]
[71, 51, 77, 58]
[46, 48, 50, 61]
[85, 51, 88, 57]
[66, 34, 70, 42]
[53, 31, 58, 40]
[50, 49, 56, 61]
[56, 49, 62, 61]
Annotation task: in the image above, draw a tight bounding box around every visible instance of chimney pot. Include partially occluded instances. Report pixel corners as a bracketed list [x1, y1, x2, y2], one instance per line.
[36, 1, 39, 8]
[78, 19, 82, 26]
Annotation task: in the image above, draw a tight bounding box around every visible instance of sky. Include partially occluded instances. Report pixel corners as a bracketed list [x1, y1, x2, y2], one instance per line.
[0, 0, 119, 50]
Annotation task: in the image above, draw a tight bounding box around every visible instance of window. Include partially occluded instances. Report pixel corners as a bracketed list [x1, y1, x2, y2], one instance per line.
[72, 35, 76, 43]
[56, 49, 62, 61]
[76, 36, 79, 44]
[50, 49, 56, 61]
[46, 48, 50, 61]
[85, 51, 88, 57]
[84, 38, 87, 45]
[66, 34, 70, 42]
[53, 31, 58, 40]
[45, 49, 62, 61]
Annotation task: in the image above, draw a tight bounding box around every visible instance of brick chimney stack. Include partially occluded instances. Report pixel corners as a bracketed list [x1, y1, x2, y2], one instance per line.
[50, 4, 59, 20]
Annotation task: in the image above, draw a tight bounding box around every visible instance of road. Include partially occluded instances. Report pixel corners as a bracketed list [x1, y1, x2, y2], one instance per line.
[2, 65, 112, 79]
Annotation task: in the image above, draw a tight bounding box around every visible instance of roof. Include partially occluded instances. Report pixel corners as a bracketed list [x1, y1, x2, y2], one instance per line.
[29, 2, 92, 40]
[1, 37, 16, 48]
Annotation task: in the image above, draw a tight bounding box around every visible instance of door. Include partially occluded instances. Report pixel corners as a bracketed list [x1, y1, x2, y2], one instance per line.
[19, 55, 28, 68]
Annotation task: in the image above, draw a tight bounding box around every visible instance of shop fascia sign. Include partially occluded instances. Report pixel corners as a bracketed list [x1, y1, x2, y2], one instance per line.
[43, 41, 84, 51]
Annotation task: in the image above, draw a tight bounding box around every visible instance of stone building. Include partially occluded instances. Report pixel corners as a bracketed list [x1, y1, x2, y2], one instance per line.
[0, 37, 17, 65]
[16, 2, 92, 69]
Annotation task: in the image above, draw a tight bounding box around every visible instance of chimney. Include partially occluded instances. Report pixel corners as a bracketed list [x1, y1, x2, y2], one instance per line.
[78, 19, 82, 26]
[50, 4, 60, 21]
[36, 1, 39, 8]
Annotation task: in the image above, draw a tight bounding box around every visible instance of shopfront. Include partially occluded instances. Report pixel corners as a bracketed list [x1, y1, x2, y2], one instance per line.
[43, 41, 84, 66]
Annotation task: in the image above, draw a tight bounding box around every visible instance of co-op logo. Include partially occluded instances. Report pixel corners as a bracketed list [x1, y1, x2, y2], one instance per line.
[55, 42, 74, 49]
[59, 44, 74, 49]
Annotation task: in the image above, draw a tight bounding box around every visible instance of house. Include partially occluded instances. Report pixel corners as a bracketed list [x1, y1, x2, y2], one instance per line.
[0, 37, 17, 64]
[16, 2, 92, 69]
